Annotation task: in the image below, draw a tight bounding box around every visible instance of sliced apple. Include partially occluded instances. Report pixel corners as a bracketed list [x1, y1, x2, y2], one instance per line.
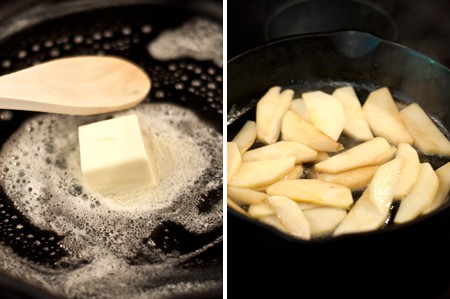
[248, 201, 274, 218]
[232, 120, 256, 154]
[228, 157, 295, 189]
[315, 152, 330, 162]
[333, 189, 388, 236]
[424, 162, 450, 214]
[372, 145, 397, 165]
[296, 202, 320, 210]
[267, 196, 311, 240]
[367, 158, 403, 212]
[281, 110, 343, 152]
[284, 164, 304, 180]
[400, 103, 450, 156]
[316, 166, 378, 191]
[256, 87, 294, 144]
[266, 179, 353, 209]
[303, 207, 347, 237]
[227, 186, 267, 205]
[362, 87, 413, 145]
[394, 143, 420, 199]
[227, 198, 248, 216]
[259, 215, 288, 233]
[314, 137, 391, 173]
[332, 85, 373, 141]
[243, 141, 317, 164]
[290, 98, 311, 122]
[303, 90, 346, 141]
[227, 142, 241, 183]
[394, 163, 439, 224]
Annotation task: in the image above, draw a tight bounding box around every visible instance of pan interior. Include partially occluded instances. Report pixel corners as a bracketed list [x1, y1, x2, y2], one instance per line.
[0, 3, 222, 299]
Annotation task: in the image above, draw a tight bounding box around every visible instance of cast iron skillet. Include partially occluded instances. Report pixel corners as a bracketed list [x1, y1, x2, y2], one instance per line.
[228, 31, 450, 298]
[0, 1, 222, 298]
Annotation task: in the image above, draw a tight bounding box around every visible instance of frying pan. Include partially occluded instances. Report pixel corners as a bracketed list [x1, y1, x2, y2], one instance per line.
[0, 1, 222, 298]
[228, 31, 450, 298]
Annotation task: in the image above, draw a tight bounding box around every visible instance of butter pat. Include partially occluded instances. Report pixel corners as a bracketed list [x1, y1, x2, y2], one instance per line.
[78, 114, 155, 188]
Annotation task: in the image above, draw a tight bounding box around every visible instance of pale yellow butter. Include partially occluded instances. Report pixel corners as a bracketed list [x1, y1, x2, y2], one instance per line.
[78, 114, 155, 188]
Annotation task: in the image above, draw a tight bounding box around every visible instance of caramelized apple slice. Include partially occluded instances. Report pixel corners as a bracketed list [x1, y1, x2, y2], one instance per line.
[232, 120, 256, 154]
[394, 163, 439, 224]
[227, 198, 248, 216]
[290, 98, 311, 122]
[303, 90, 346, 141]
[362, 87, 413, 145]
[316, 166, 378, 191]
[248, 201, 274, 218]
[424, 162, 450, 214]
[334, 189, 387, 236]
[314, 137, 391, 173]
[394, 143, 420, 199]
[266, 179, 353, 209]
[332, 85, 373, 141]
[281, 110, 343, 152]
[259, 215, 288, 233]
[284, 164, 304, 180]
[256, 87, 294, 144]
[400, 103, 450, 156]
[334, 158, 403, 236]
[243, 141, 317, 164]
[367, 158, 403, 212]
[228, 157, 295, 189]
[227, 186, 267, 205]
[303, 207, 347, 237]
[267, 196, 311, 240]
[227, 142, 241, 183]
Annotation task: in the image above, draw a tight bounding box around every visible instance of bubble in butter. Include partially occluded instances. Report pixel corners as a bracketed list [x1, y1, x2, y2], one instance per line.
[0, 103, 222, 298]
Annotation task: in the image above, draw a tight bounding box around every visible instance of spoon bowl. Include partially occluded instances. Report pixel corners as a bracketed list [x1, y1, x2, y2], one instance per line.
[0, 56, 151, 115]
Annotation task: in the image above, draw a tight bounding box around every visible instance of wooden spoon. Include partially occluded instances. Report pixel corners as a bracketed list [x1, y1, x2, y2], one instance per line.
[0, 56, 151, 115]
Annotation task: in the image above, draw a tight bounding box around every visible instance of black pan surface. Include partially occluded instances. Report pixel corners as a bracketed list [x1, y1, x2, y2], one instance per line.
[0, 1, 222, 298]
[228, 31, 450, 298]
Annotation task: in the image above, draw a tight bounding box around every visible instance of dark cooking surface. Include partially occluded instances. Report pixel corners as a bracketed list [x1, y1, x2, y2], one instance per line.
[0, 1, 222, 298]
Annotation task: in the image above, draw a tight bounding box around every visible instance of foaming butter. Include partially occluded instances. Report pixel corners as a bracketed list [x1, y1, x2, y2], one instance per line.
[78, 114, 155, 189]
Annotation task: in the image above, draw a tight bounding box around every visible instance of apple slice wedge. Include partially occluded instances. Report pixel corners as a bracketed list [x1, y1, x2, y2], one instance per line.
[303, 207, 347, 237]
[334, 189, 387, 236]
[248, 201, 275, 218]
[303, 90, 346, 141]
[227, 198, 248, 216]
[394, 163, 439, 224]
[400, 103, 450, 156]
[290, 98, 311, 123]
[281, 110, 343, 152]
[316, 166, 378, 191]
[362, 87, 413, 145]
[332, 85, 373, 141]
[424, 162, 450, 214]
[334, 158, 402, 236]
[266, 179, 353, 209]
[256, 87, 294, 144]
[267, 196, 311, 240]
[227, 142, 241, 183]
[232, 120, 256, 154]
[314, 137, 391, 173]
[367, 158, 403, 212]
[242, 141, 317, 164]
[284, 165, 304, 180]
[259, 215, 289, 233]
[228, 156, 295, 189]
[393, 143, 420, 199]
[227, 186, 267, 205]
